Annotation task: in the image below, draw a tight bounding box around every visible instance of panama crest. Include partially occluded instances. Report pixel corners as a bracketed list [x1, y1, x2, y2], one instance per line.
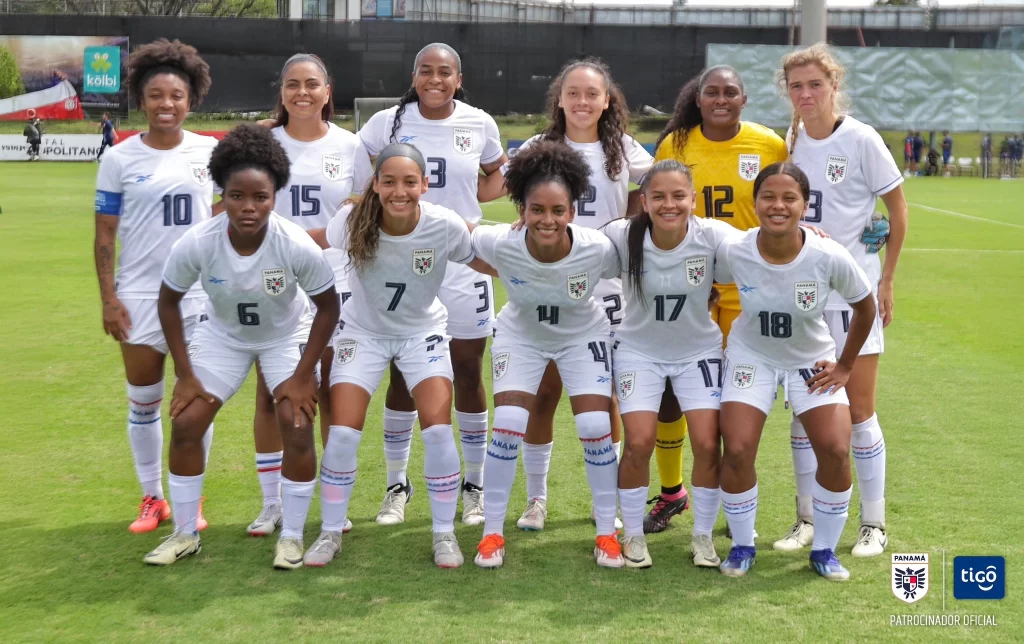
[335, 340, 357, 365]
[891, 554, 929, 604]
[263, 268, 286, 296]
[738, 154, 760, 181]
[189, 160, 211, 186]
[454, 127, 473, 154]
[795, 281, 818, 312]
[616, 372, 636, 401]
[413, 249, 435, 275]
[322, 154, 342, 181]
[686, 256, 707, 286]
[732, 364, 755, 389]
[825, 155, 848, 185]
[567, 272, 589, 300]
[492, 352, 510, 380]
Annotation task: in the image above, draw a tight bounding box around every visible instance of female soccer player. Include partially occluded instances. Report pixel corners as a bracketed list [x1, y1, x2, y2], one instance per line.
[144, 124, 339, 568]
[302, 143, 491, 569]
[358, 43, 507, 527]
[94, 39, 216, 534]
[96, 112, 117, 160]
[642, 66, 790, 534]
[716, 162, 875, 581]
[247, 53, 372, 538]
[775, 43, 908, 558]
[472, 140, 624, 569]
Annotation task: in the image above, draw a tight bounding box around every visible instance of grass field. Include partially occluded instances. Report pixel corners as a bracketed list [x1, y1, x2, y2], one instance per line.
[0, 164, 1022, 642]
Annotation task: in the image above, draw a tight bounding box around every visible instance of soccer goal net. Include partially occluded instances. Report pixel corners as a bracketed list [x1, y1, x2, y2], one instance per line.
[354, 97, 401, 131]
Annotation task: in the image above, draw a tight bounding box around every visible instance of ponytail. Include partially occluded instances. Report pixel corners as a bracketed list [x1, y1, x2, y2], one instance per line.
[344, 178, 385, 271]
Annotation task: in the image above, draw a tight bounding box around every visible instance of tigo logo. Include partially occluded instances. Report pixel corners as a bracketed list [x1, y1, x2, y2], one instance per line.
[84, 46, 121, 93]
[954, 556, 1005, 600]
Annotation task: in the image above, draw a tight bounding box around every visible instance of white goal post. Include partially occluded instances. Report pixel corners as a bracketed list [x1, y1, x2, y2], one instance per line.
[354, 97, 401, 131]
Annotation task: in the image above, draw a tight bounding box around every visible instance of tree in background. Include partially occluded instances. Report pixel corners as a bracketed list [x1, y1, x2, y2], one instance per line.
[4, 0, 276, 17]
[874, 0, 920, 6]
[0, 46, 27, 100]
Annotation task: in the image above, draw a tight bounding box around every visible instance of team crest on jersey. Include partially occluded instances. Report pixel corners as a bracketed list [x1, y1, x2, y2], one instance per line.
[732, 364, 755, 389]
[322, 154, 342, 181]
[453, 127, 473, 155]
[492, 352, 510, 381]
[686, 256, 708, 286]
[335, 340, 357, 365]
[616, 372, 636, 401]
[413, 249, 435, 275]
[263, 268, 287, 296]
[892, 554, 929, 604]
[189, 160, 211, 186]
[738, 154, 761, 181]
[795, 281, 818, 311]
[825, 155, 848, 185]
[567, 272, 589, 300]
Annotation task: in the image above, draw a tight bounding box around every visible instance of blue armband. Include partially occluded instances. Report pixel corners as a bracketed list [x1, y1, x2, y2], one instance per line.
[95, 190, 123, 216]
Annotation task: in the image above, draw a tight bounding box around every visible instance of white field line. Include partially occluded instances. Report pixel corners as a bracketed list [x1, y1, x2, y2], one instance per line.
[909, 202, 1024, 229]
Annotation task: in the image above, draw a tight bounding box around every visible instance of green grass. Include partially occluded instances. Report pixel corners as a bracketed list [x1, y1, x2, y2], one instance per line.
[0, 165, 1022, 642]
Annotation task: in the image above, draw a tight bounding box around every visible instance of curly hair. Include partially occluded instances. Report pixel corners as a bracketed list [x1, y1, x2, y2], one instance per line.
[127, 39, 211, 109]
[655, 65, 743, 160]
[208, 124, 291, 192]
[270, 53, 334, 128]
[539, 57, 630, 181]
[389, 43, 469, 143]
[505, 139, 591, 214]
[753, 162, 810, 203]
[778, 43, 849, 155]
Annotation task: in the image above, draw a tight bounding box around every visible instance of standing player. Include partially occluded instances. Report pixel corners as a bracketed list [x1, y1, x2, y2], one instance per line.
[358, 43, 507, 527]
[97, 112, 118, 161]
[776, 43, 908, 557]
[643, 65, 788, 534]
[93, 39, 216, 534]
[941, 130, 953, 175]
[144, 124, 339, 568]
[246, 53, 372, 538]
[716, 162, 876, 581]
[472, 140, 624, 569]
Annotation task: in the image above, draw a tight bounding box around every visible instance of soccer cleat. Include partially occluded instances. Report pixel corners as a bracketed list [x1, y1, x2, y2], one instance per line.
[143, 531, 201, 566]
[196, 496, 208, 532]
[810, 548, 851, 581]
[719, 546, 756, 577]
[247, 504, 283, 537]
[851, 525, 888, 558]
[461, 482, 485, 526]
[474, 534, 505, 569]
[432, 531, 464, 568]
[691, 534, 721, 568]
[343, 518, 353, 534]
[129, 496, 171, 534]
[375, 479, 413, 526]
[303, 530, 342, 567]
[621, 535, 652, 569]
[773, 520, 814, 552]
[594, 534, 625, 568]
[642, 490, 689, 534]
[591, 507, 624, 531]
[273, 537, 305, 570]
[516, 498, 548, 531]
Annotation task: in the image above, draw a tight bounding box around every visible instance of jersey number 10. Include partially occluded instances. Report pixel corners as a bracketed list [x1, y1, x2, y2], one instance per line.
[162, 194, 192, 226]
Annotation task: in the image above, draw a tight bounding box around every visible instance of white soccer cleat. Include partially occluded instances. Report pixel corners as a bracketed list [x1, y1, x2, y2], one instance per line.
[851, 525, 888, 558]
[143, 531, 201, 566]
[247, 504, 283, 537]
[773, 519, 814, 552]
[303, 530, 342, 567]
[461, 482, 485, 526]
[591, 506, 624, 531]
[475, 534, 505, 569]
[691, 534, 721, 568]
[516, 498, 548, 531]
[376, 479, 413, 526]
[273, 537, 305, 570]
[433, 531, 465, 569]
[622, 535, 653, 569]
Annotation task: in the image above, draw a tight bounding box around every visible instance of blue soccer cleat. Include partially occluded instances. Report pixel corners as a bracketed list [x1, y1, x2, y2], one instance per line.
[810, 548, 851, 581]
[719, 545, 756, 577]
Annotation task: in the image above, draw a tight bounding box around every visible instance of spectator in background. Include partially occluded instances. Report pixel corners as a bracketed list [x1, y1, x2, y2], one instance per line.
[999, 136, 1012, 178]
[96, 112, 118, 161]
[912, 131, 925, 176]
[941, 130, 953, 176]
[925, 148, 940, 177]
[981, 132, 992, 178]
[1016, 133, 1024, 163]
[903, 130, 914, 177]
[23, 111, 42, 161]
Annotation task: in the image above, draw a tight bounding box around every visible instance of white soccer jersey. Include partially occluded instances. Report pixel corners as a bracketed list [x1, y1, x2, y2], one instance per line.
[326, 201, 475, 338]
[473, 223, 620, 351]
[358, 100, 504, 224]
[715, 229, 872, 368]
[604, 216, 739, 362]
[95, 131, 218, 299]
[788, 116, 903, 309]
[163, 214, 334, 348]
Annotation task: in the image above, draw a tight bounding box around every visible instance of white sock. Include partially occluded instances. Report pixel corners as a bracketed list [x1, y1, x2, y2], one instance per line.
[255, 451, 283, 507]
[811, 481, 852, 552]
[421, 424, 462, 533]
[482, 406, 529, 537]
[852, 413, 886, 528]
[383, 408, 416, 488]
[280, 477, 316, 540]
[456, 410, 489, 488]
[613, 440, 622, 461]
[127, 382, 164, 499]
[576, 411, 617, 536]
[722, 484, 758, 548]
[522, 442, 553, 502]
[202, 423, 214, 469]
[320, 425, 362, 533]
[691, 486, 721, 537]
[618, 486, 648, 538]
[168, 472, 204, 534]
[790, 417, 817, 522]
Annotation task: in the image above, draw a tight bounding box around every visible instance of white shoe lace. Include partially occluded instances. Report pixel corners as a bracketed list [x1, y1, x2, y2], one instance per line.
[523, 499, 545, 521]
[783, 520, 808, 541]
[380, 490, 405, 515]
[622, 536, 647, 560]
[434, 533, 458, 554]
[252, 505, 280, 527]
[464, 488, 483, 513]
[693, 535, 715, 559]
[855, 525, 876, 546]
[310, 532, 340, 554]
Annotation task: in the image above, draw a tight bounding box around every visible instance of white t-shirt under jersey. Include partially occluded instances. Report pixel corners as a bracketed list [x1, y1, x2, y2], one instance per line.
[788, 116, 903, 309]
[95, 131, 218, 299]
[472, 223, 621, 351]
[358, 100, 503, 223]
[715, 229, 872, 368]
[163, 214, 335, 349]
[326, 201, 475, 338]
[604, 216, 739, 362]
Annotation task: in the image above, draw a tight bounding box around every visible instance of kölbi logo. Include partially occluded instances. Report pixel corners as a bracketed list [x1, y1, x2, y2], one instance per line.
[83, 46, 121, 93]
[954, 556, 1005, 600]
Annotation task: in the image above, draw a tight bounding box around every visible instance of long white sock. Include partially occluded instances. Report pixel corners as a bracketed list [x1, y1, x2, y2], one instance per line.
[422, 424, 462, 533]
[482, 406, 529, 536]
[280, 477, 315, 540]
[255, 451, 283, 507]
[127, 382, 164, 499]
[522, 442, 553, 502]
[456, 410, 489, 488]
[202, 424, 214, 469]
[320, 425, 362, 533]
[168, 472, 204, 534]
[722, 484, 758, 548]
[576, 411, 617, 536]
[618, 486, 648, 538]
[383, 408, 416, 488]
[790, 417, 817, 522]
[811, 481, 852, 552]
[691, 486, 722, 537]
[851, 413, 886, 528]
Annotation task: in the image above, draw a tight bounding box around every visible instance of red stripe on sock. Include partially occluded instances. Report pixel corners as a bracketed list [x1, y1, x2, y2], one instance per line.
[493, 427, 525, 438]
[425, 472, 461, 480]
[580, 433, 612, 443]
[129, 398, 162, 406]
[257, 466, 282, 473]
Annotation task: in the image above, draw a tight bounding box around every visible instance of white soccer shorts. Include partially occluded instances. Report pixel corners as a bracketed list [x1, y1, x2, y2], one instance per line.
[122, 296, 206, 354]
[490, 331, 612, 398]
[824, 295, 884, 357]
[720, 350, 849, 417]
[329, 324, 454, 395]
[613, 344, 723, 414]
[440, 262, 494, 340]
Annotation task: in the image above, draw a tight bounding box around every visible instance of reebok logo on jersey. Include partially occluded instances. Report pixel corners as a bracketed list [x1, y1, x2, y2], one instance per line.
[825, 155, 848, 185]
[263, 268, 286, 296]
[732, 364, 756, 389]
[686, 257, 707, 286]
[567, 272, 589, 300]
[739, 284, 757, 293]
[399, 136, 416, 144]
[134, 174, 153, 183]
[738, 154, 760, 181]
[208, 276, 226, 285]
[509, 277, 528, 286]
[413, 249, 435, 275]
[795, 281, 818, 311]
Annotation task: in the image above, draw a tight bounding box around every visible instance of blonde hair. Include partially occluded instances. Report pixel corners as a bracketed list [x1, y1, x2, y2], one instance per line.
[344, 183, 384, 272]
[778, 42, 849, 155]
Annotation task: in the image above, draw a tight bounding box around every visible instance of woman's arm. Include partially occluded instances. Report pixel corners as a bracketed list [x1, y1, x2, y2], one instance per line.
[158, 284, 215, 418]
[94, 214, 131, 340]
[806, 295, 877, 395]
[877, 186, 908, 328]
[274, 287, 341, 427]
[478, 157, 509, 203]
